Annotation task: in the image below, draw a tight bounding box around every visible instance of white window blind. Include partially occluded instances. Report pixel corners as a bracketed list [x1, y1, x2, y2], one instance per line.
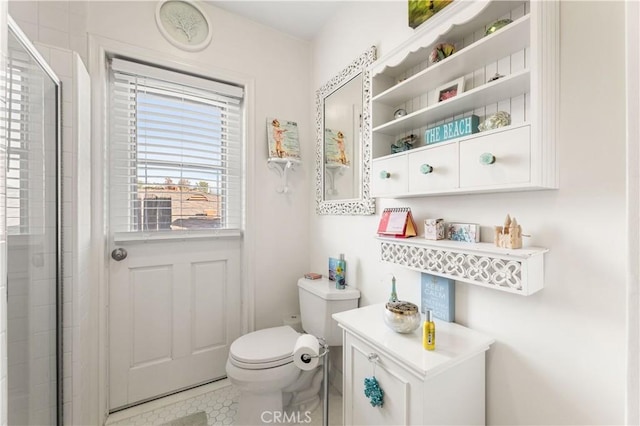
[108, 58, 244, 235]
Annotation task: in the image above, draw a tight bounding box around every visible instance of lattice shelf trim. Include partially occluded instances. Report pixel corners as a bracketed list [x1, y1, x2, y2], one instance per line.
[378, 237, 548, 296]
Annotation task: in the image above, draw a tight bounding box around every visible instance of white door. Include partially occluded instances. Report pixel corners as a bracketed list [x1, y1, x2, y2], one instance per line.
[105, 57, 245, 410]
[109, 237, 242, 409]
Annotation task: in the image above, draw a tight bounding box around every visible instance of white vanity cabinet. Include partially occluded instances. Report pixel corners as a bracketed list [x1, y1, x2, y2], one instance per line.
[333, 304, 494, 425]
[369, 0, 559, 198]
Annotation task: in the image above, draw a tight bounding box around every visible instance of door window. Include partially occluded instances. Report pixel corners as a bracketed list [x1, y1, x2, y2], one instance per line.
[109, 58, 244, 235]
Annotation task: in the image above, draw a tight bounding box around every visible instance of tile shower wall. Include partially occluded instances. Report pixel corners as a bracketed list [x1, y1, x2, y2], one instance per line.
[6, 1, 93, 424]
[8, 1, 87, 65]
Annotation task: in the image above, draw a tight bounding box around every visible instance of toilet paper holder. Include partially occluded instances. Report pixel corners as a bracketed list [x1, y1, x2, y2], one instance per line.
[299, 337, 330, 426]
[299, 337, 329, 363]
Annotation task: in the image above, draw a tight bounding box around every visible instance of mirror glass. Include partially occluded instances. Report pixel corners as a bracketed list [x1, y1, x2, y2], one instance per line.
[323, 74, 362, 201]
[316, 46, 376, 215]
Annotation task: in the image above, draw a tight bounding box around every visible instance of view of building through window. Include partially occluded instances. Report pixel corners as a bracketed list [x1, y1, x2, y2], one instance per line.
[133, 89, 226, 231]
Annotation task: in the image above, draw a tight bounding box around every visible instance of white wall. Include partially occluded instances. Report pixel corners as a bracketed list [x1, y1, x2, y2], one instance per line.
[311, 1, 627, 425]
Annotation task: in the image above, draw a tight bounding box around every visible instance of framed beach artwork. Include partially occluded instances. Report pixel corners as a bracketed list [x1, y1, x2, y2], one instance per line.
[408, 0, 453, 29]
[324, 128, 350, 166]
[267, 117, 301, 160]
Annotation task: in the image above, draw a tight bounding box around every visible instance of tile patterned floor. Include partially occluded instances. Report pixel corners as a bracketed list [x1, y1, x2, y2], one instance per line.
[106, 381, 239, 426]
[105, 379, 343, 426]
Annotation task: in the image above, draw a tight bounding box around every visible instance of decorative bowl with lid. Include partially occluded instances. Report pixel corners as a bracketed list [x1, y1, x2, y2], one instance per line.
[384, 301, 421, 333]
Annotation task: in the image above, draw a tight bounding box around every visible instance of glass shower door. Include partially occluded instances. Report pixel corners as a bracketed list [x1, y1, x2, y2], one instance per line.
[6, 22, 61, 425]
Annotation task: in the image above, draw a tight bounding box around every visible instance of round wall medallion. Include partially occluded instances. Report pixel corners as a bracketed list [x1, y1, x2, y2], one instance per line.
[155, 1, 212, 51]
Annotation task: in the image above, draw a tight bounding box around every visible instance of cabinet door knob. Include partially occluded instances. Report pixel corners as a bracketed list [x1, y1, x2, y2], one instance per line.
[420, 164, 433, 174]
[479, 152, 496, 165]
[379, 170, 391, 179]
[367, 353, 380, 363]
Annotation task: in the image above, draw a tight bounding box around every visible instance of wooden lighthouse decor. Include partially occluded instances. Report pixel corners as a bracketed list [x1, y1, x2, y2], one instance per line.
[494, 214, 523, 249]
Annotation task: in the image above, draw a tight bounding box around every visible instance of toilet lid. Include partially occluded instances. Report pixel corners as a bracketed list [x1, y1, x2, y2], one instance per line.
[230, 326, 300, 369]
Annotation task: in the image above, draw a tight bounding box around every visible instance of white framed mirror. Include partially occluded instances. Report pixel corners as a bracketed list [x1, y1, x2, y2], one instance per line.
[315, 46, 376, 215]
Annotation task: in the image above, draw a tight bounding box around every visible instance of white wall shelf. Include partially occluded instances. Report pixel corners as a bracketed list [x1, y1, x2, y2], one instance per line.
[369, 0, 559, 199]
[376, 236, 547, 295]
[267, 158, 300, 193]
[373, 69, 530, 136]
[372, 1, 527, 78]
[372, 14, 530, 108]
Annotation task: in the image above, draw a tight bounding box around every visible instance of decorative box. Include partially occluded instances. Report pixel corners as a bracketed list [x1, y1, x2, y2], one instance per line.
[424, 218, 445, 240]
[425, 115, 479, 145]
[446, 222, 480, 242]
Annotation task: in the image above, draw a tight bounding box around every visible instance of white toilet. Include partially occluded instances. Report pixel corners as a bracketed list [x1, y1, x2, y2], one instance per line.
[226, 277, 360, 425]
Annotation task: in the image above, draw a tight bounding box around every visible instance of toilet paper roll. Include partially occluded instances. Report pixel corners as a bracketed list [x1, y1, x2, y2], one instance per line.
[293, 334, 320, 371]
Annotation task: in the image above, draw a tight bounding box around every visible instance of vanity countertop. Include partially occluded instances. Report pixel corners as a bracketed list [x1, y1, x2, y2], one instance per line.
[332, 304, 495, 379]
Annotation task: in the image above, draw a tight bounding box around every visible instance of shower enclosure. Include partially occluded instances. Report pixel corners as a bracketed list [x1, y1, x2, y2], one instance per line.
[5, 19, 62, 425]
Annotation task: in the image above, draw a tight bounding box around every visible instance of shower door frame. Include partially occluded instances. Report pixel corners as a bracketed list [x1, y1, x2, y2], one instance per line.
[7, 17, 63, 425]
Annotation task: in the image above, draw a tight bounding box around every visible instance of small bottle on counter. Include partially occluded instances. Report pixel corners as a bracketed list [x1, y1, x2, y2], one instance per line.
[423, 310, 436, 351]
[335, 254, 346, 289]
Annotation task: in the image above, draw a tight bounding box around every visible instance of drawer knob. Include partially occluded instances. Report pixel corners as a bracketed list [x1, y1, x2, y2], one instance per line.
[420, 164, 433, 174]
[479, 152, 496, 165]
[379, 170, 391, 179]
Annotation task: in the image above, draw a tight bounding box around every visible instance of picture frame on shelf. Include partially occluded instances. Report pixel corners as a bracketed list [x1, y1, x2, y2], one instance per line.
[436, 77, 465, 103]
[267, 117, 301, 160]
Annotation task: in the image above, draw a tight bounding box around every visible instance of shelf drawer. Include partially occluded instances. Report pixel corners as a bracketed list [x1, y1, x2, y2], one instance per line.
[371, 155, 408, 197]
[408, 143, 458, 193]
[459, 126, 531, 188]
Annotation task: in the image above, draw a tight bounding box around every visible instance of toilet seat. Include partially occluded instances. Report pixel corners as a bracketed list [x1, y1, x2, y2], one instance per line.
[229, 326, 300, 370]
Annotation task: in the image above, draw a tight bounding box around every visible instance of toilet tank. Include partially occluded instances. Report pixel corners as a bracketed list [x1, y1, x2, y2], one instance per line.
[297, 277, 360, 346]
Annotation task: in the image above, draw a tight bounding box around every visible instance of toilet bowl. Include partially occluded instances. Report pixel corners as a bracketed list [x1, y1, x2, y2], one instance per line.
[226, 326, 322, 425]
[226, 277, 360, 425]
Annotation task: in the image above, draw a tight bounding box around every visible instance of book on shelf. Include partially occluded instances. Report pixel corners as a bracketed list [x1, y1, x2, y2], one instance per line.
[377, 207, 417, 238]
